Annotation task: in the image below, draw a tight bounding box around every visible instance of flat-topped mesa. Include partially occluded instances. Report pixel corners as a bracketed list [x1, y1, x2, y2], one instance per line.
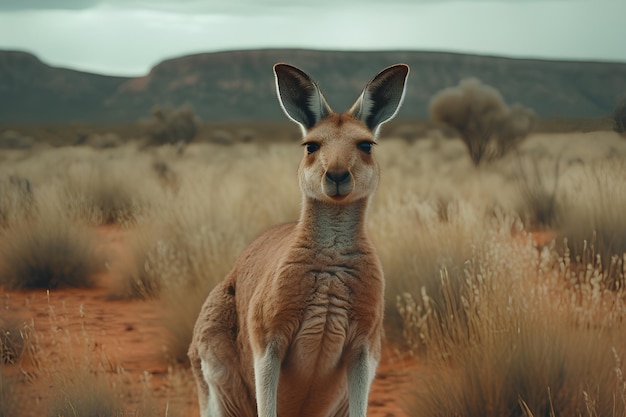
[189, 62, 409, 417]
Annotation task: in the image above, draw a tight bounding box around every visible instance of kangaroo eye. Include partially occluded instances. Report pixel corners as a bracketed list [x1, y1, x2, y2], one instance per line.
[304, 142, 320, 154]
[357, 141, 374, 154]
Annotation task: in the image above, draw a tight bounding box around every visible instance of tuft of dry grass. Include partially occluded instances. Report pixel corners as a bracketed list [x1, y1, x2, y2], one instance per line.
[372, 192, 520, 345]
[59, 159, 153, 227]
[0, 315, 26, 365]
[106, 226, 164, 300]
[47, 368, 125, 417]
[411, 313, 626, 417]
[513, 156, 562, 230]
[0, 210, 103, 290]
[556, 160, 626, 289]
[401, 215, 626, 417]
[0, 175, 34, 230]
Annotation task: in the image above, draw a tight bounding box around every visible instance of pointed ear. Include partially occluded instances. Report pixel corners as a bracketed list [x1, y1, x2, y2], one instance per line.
[349, 64, 410, 137]
[273, 63, 333, 134]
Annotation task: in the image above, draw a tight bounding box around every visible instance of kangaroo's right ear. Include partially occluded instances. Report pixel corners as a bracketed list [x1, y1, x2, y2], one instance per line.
[349, 64, 410, 138]
[274, 63, 333, 135]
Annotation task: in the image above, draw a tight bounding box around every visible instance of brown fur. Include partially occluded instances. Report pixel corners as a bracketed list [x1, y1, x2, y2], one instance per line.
[189, 63, 408, 417]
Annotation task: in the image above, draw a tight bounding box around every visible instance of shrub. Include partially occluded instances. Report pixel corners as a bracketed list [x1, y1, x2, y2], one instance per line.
[0, 215, 103, 290]
[615, 97, 626, 134]
[429, 78, 535, 166]
[145, 105, 199, 146]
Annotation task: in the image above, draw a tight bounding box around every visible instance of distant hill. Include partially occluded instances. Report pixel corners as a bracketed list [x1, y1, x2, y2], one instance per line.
[1, 49, 625, 124]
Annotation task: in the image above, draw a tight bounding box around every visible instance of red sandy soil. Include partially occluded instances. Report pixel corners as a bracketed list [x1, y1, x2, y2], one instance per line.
[1, 227, 418, 417]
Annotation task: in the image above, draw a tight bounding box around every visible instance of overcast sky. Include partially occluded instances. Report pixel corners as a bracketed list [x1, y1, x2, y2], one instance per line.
[0, 0, 624, 76]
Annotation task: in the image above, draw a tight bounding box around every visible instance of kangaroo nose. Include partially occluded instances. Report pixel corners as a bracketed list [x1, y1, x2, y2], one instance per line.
[325, 170, 351, 185]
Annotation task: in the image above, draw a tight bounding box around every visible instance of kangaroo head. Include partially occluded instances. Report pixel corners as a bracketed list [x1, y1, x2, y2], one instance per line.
[274, 63, 409, 204]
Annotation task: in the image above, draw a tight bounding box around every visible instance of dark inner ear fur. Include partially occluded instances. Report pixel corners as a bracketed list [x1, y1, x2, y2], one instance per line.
[274, 64, 331, 130]
[351, 64, 409, 133]
[365, 67, 409, 130]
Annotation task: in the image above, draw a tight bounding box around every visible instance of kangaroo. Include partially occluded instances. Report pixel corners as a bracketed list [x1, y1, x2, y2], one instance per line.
[188, 62, 409, 417]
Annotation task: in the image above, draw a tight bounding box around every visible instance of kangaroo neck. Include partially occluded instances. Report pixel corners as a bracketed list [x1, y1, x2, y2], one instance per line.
[295, 197, 370, 250]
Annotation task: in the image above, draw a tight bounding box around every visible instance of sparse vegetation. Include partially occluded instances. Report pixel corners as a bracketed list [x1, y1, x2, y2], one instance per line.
[0, 175, 34, 229]
[555, 160, 626, 289]
[142, 145, 300, 360]
[47, 368, 125, 417]
[144, 105, 199, 146]
[0, 213, 103, 290]
[400, 219, 626, 417]
[429, 78, 536, 165]
[0, 125, 626, 416]
[0, 315, 25, 364]
[514, 157, 562, 230]
[615, 97, 626, 134]
[60, 159, 152, 226]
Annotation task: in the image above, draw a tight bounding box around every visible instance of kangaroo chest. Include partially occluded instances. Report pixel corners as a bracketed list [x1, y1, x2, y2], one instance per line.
[276, 260, 363, 374]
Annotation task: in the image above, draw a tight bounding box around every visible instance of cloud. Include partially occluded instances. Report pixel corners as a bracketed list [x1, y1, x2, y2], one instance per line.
[0, 0, 623, 76]
[0, 0, 553, 13]
[0, 0, 100, 10]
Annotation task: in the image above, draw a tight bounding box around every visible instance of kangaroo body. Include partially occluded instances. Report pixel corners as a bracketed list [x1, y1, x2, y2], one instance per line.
[189, 63, 409, 417]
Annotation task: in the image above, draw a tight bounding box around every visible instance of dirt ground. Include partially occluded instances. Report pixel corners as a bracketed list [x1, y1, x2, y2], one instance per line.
[1, 226, 418, 416]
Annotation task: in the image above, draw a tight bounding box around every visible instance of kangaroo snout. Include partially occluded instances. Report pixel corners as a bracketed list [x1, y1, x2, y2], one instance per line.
[325, 169, 351, 186]
[324, 168, 353, 198]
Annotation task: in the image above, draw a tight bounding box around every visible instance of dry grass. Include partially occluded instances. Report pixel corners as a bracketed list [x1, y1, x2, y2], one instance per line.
[0, 211, 103, 290]
[555, 160, 626, 288]
[139, 142, 300, 360]
[58, 152, 160, 227]
[18, 294, 192, 417]
[47, 368, 125, 417]
[1, 126, 626, 415]
[0, 175, 34, 229]
[0, 315, 26, 365]
[400, 224, 626, 416]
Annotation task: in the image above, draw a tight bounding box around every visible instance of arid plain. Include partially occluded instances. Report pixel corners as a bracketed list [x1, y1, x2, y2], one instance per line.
[2, 122, 626, 416]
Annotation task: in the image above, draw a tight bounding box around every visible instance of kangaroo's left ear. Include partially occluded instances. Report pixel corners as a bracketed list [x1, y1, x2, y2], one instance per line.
[348, 64, 410, 138]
